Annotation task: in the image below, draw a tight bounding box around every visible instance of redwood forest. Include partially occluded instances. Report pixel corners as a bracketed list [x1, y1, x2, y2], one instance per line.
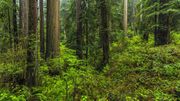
[0, 0, 180, 100]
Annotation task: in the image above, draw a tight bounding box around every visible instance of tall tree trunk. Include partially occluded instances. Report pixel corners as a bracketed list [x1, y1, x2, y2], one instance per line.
[124, 0, 128, 36]
[85, 20, 89, 61]
[46, 0, 60, 59]
[99, 0, 110, 70]
[40, 0, 45, 58]
[19, 0, 22, 33]
[76, 0, 83, 59]
[26, 0, 37, 87]
[18, 0, 28, 85]
[131, 0, 136, 33]
[108, 0, 112, 36]
[19, 0, 28, 44]
[13, 0, 18, 49]
[8, 9, 12, 48]
[155, 0, 170, 46]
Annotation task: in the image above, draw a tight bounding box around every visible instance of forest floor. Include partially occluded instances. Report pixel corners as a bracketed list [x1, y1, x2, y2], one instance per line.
[0, 33, 180, 101]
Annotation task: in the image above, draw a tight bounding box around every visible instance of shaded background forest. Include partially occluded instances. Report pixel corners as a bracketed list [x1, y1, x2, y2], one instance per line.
[0, 0, 180, 100]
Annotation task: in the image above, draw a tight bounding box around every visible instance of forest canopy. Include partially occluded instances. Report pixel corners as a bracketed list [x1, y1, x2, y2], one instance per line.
[0, 0, 180, 100]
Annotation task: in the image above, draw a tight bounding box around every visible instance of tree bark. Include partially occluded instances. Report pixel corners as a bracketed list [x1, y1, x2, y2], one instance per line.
[19, 0, 29, 49]
[46, 0, 60, 59]
[40, 0, 45, 58]
[99, 0, 110, 70]
[124, 0, 128, 36]
[85, 20, 89, 61]
[13, 0, 18, 49]
[8, 9, 12, 48]
[76, 0, 83, 59]
[26, 0, 37, 87]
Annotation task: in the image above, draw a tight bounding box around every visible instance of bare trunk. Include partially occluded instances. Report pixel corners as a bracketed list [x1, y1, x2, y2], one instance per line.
[40, 0, 45, 58]
[85, 20, 89, 61]
[19, 0, 28, 36]
[46, 0, 60, 59]
[76, 0, 83, 59]
[26, 0, 37, 87]
[124, 0, 128, 35]
[99, 0, 110, 70]
[8, 9, 12, 48]
[13, 0, 18, 49]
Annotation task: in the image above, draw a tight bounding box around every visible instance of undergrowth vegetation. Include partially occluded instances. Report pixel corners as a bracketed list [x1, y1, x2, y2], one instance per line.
[0, 33, 180, 101]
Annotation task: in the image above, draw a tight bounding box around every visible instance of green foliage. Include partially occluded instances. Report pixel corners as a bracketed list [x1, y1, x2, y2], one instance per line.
[1, 34, 180, 100]
[0, 0, 179, 100]
[172, 31, 180, 44]
[0, 63, 22, 75]
[136, 0, 180, 35]
[0, 88, 28, 101]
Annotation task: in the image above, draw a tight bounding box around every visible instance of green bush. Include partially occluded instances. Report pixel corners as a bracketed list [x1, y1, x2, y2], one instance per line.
[0, 34, 180, 100]
[0, 89, 27, 101]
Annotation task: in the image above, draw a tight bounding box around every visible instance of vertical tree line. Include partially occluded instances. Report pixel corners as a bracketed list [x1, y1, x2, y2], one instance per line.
[19, 0, 28, 36]
[13, 0, 18, 49]
[26, 0, 38, 87]
[46, 0, 60, 59]
[99, 0, 110, 70]
[124, 0, 128, 36]
[76, 0, 83, 59]
[0, 0, 174, 87]
[40, 0, 45, 58]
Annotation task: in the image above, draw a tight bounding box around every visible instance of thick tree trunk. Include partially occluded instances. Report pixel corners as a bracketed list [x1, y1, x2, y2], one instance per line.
[26, 0, 37, 87]
[40, 0, 45, 58]
[99, 0, 110, 70]
[155, 0, 170, 46]
[13, 0, 18, 49]
[46, 0, 60, 59]
[18, 0, 28, 59]
[19, 0, 28, 37]
[76, 0, 83, 59]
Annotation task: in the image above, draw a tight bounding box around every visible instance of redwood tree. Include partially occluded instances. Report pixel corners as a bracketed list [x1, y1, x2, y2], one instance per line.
[26, 0, 38, 87]
[46, 0, 60, 59]
[40, 0, 45, 58]
[19, 0, 28, 36]
[76, 0, 83, 59]
[99, 0, 110, 70]
[13, 0, 18, 49]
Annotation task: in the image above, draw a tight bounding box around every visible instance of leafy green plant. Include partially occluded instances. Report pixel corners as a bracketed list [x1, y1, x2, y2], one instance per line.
[0, 89, 26, 101]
